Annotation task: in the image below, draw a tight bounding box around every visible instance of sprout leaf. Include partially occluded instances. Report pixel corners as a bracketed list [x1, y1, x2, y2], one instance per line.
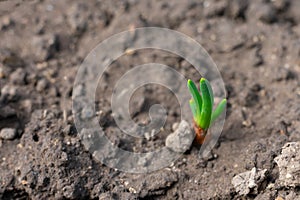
[187, 79, 202, 124]
[187, 78, 227, 131]
[199, 78, 213, 130]
[211, 99, 227, 124]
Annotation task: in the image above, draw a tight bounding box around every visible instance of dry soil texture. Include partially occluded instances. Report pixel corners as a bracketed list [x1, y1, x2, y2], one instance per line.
[0, 0, 300, 199]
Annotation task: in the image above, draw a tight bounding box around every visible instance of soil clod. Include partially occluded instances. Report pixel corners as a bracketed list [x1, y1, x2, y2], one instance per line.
[232, 167, 268, 196]
[165, 120, 193, 153]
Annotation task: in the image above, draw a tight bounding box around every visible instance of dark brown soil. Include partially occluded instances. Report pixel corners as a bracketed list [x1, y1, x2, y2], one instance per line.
[1, 0, 300, 199]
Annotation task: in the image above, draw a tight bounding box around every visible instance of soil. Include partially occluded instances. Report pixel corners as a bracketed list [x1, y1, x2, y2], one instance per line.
[0, 0, 300, 199]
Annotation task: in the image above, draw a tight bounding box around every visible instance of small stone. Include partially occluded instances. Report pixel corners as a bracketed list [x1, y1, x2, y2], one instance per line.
[144, 132, 151, 141]
[258, 4, 277, 23]
[36, 62, 48, 70]
[247, 3, 277, 24]
[0, 66, 4, 78]
[36, 78, 48, 92]
[48, 86, 59, 97]
[31, 34, 58, 62]
[204, 1, 227, 18]
[1, 84, 18, 101]
[150, 129, 156, 138]
[0, 16, 14, 30]
[171, 122, 179, 131]
[60, 152, 68, 161]
[0, 49, 23, 68]
[0, 128, 17, 140]
[128, 187, 137, 194]
[274, 142, 300, 187]
[242, 119, 253, 127]
[62, 185, 75, 199]
[10, 68, 26, 85]
[272, 0, 289, 11]
[0, 105, 16, 119]
[63, 125, 72, 135]
[20, 99, 32, 113]
[165, 120, 193, 153]
[227, 0, 248, 19]
[99, 193, 111, 200]
[232, 167, 268, 196]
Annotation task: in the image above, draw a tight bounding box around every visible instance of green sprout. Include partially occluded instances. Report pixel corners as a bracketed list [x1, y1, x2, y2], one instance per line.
[187, 78, 227, 144]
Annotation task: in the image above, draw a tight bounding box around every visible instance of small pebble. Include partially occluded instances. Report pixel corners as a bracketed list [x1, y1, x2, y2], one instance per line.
[172, 123, 179, 131]
[63, 125, 72, 135]
[166, 120, 193, 153]
[227, 0, 248, 19]
[10, 68, 26, 85]
[150, 129, 156, 138]
[0, 128, 17, 140]
[0, 66, 4, 78]
[31, 34, 58, 62]
[0, 16, 13, 30]
[1, 85, 18, 101]
[272, 0, 289, 11]
[258, 4, 276, 23]
[144, 132, 151, 141]
[36, 78, 48, 92]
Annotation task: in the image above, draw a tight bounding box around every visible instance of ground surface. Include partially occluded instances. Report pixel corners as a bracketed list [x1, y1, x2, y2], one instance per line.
[0, 0, 300, 199]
